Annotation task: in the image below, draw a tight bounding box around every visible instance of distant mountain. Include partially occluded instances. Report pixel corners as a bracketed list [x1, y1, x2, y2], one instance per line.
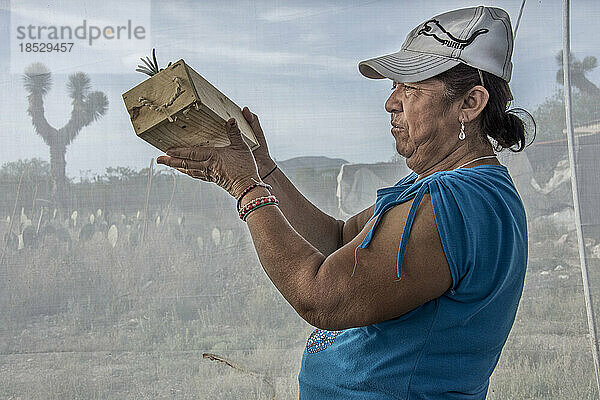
[278, 156, 349, 173]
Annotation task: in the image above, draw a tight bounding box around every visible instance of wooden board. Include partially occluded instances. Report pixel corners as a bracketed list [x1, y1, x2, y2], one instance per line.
[122, 59, 259, 153]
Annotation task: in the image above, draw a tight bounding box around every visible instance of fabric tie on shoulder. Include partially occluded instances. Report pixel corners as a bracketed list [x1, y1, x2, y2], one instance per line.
[395, 183, 429, 279]
[354, 177, 431, 280]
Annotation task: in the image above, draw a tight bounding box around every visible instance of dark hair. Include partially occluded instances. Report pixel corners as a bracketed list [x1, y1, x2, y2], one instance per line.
[434, 63, 535, 152]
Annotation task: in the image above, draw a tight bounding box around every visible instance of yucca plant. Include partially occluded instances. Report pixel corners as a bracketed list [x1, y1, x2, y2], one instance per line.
[23, 63, 108, 212]
[136, 48, 172, 77]
[555, 51, 600, 97]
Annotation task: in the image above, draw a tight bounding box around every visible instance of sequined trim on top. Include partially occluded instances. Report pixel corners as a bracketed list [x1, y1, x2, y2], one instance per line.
[305, 329, 343, 354]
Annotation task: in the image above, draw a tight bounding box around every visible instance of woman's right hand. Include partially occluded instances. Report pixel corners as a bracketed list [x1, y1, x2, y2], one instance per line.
[242, 107, 277, 179]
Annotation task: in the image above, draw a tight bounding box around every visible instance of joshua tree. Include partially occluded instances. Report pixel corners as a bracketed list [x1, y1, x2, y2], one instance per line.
[556, 51, 600, 97]
[23, 63, 108, 211]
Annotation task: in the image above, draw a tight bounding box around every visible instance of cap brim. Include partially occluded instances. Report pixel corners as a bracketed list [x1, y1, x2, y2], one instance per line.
[358, 51, 461, 83]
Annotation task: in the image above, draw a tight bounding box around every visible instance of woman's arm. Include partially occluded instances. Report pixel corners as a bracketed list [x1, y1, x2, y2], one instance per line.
[241, 187, 451, 331]
[244, 107, 374, 257]
[158, 119, 451, 331]
[262, 168, 376, 256]
[261, 166, 343, 257]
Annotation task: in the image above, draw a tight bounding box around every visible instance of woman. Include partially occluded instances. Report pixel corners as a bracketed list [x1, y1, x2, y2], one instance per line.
[158, 6, 532, 399]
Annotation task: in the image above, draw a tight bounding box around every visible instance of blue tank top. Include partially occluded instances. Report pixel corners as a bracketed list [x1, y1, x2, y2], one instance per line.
[298, 165, 528, 400]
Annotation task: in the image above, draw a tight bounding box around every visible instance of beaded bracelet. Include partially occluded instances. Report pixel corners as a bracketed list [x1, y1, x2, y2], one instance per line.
[239, 195, 279, 221]
[240, 202, 278, 221]
[239, 195, 278, 220]
[241, 201, 279, 221]
[236, 182, 273, 212]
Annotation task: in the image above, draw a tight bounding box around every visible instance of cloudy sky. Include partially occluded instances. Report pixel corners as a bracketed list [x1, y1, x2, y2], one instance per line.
[0, 0, 599, 178]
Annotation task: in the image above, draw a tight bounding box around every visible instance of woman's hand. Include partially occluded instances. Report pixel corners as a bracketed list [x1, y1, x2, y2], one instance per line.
[242, 107, 277, 178]
[157, 118, 261, 199]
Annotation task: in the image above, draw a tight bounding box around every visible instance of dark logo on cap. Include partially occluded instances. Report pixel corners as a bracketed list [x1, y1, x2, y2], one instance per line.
[417, 19, 488, 50]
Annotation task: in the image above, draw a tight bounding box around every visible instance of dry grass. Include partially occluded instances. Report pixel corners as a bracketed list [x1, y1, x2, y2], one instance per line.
[1, 207, 599, 399]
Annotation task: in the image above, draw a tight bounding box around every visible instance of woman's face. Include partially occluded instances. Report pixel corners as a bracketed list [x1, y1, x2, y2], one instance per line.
[385, 79, 461, 173]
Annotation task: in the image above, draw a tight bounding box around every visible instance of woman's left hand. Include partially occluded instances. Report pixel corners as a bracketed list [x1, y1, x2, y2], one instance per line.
[157, 118, 261, 199]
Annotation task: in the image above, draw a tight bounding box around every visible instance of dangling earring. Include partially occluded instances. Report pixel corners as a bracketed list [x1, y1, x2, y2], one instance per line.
[459, 118, 466, 140]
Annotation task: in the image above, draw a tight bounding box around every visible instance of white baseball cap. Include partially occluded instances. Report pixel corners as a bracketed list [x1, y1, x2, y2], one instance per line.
[358, 6, 514, 83]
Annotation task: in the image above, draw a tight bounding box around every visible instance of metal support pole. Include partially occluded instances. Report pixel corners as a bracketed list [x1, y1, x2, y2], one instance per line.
[562, 0, 600, 396]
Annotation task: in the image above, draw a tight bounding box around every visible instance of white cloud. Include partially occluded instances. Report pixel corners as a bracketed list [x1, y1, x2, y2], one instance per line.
[258, 5, 341, 22]
[174, 41, 355, 77]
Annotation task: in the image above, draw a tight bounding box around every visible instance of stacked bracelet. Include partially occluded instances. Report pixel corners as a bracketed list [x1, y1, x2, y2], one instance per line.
[239, 195, 279, 221]
[236, 182, 273, 212]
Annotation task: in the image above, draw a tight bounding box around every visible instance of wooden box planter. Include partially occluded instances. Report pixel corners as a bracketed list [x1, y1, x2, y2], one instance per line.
[122, 59, 259, 152]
